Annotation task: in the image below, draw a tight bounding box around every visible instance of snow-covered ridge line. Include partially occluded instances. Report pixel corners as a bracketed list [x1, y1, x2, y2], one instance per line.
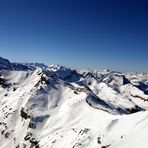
[0, 56, 48, 71]
[0, 56, 148, 148]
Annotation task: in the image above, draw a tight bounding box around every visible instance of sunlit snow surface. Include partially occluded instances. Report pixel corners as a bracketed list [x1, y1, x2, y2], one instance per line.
[0, 60, 148, 148]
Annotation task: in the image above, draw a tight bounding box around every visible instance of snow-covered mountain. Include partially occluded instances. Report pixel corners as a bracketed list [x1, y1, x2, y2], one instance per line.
[0, 57, 14, 70]
[0, 57, 48, 71]
[0, 57, 148, 148]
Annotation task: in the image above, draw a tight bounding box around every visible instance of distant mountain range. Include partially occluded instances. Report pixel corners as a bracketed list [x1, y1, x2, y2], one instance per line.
[0, 56, 148, 148]
[0, 56, 48, 71]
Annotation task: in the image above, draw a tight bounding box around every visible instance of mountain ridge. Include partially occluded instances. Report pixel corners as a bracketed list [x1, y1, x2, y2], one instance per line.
[0, 56, 48, 71]
[0, 56, 148, 148]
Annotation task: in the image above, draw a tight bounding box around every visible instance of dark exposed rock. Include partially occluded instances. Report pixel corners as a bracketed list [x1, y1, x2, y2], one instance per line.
[123, 75, 130, 85]
[20, 108, 30, 120]
[4, 132, 10, 138]
[22, 143, 26, 148]
[74, 91, 78, 94]
[4, 94, 8, 97]
[30, 138, 40, 148]
[13, 87, 17, 91]
[24, 132, 32, 141]
[97, 136, 101, 144]
[1, 130, 5, 135]
[101, 146, 107, 148]
[16, 145, 20, 148]
[0, 77, 8, 88]
[0, 77, 5, 85]
[126, 107, 143, 114]
[28, 121, 36, 129]
[131, 94, 148, 102]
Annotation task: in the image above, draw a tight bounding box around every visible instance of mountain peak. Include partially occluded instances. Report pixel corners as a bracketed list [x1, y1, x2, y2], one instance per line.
[0, 56, 48, 71]
[0, 56, 13, 70]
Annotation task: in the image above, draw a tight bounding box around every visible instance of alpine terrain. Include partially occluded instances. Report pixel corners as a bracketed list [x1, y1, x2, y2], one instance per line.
[0, 56, 148, 148]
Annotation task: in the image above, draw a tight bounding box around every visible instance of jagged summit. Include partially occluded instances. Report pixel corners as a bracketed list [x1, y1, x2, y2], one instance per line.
[0, 56, 148, 148]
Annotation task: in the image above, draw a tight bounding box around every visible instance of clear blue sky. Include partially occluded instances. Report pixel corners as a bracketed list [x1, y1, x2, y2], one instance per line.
[0, 0, 147, 72]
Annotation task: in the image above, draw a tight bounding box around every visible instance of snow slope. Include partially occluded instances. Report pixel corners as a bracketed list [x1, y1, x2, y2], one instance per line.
[0, 57, 148, 148]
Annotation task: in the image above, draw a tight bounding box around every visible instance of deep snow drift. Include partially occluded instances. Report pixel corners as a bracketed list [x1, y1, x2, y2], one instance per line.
[0, 57, 148, 148]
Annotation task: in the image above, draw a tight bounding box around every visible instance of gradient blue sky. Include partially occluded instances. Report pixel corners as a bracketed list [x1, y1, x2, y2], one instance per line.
[0, 0, 147, 72]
